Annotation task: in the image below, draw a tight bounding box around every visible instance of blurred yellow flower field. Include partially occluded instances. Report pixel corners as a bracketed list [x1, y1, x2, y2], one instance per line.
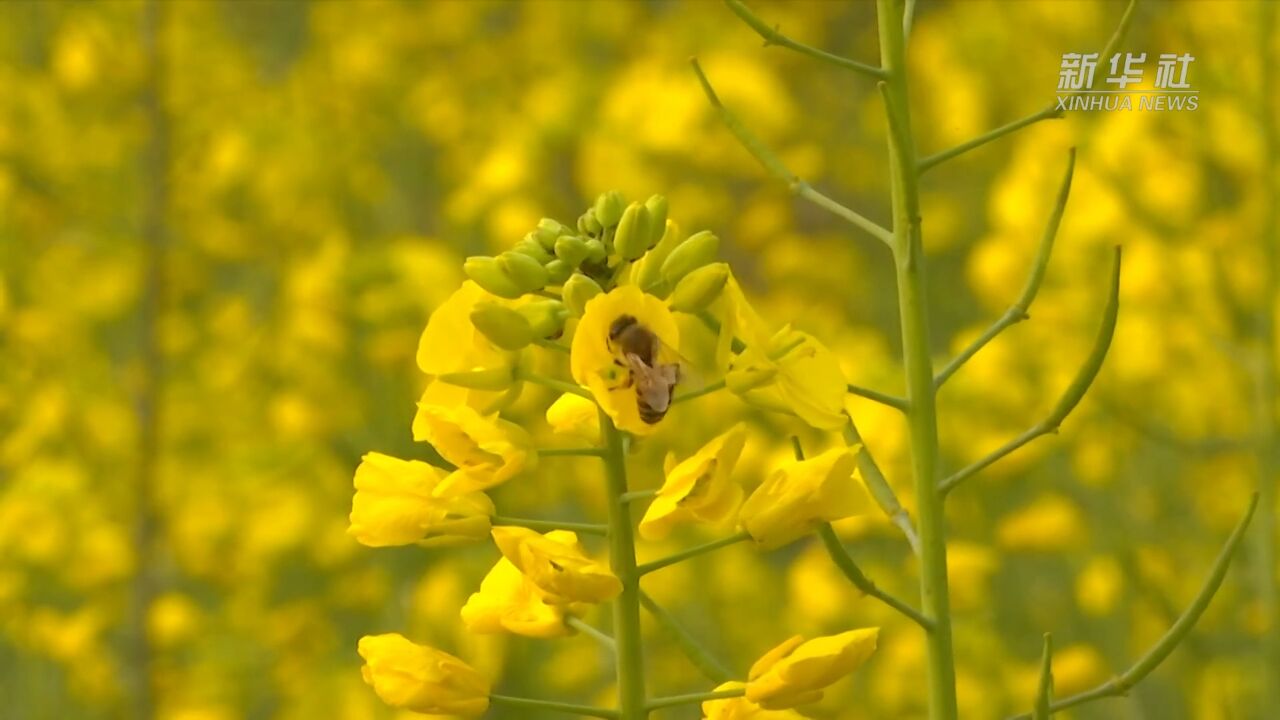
[1, 1, 1276, 719]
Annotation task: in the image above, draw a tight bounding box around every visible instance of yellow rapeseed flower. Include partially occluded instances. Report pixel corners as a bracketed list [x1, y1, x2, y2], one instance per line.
[460, 554, 574, 638]
[545, 392, 600, 442]
[738, 448, 869, 550]
[357, 633, 490, 716]
[745, 628, 879, 709]
[490, 527, 622, 604]
[411, 404, 535, 497]
[702, 681, 805, 719]
[416, 280, 521, 409]
[639, 423, 746, 540]
[347, 452, 494, 547]
[570, 285, 680, 435]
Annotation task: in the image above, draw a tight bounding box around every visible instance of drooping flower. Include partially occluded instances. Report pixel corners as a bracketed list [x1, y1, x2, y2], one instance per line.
[545, 392, 600, 443]
[738, 448, 869, 550]
[702, 682, 806, 719]
[412, 403, 536, 497]
[357, 633, 490, 716]
[490, 527, 621, 604]
[745, 628, 880, 709]
[348, 452, 493, 547]
[570, 285, 680, 435]
[639, 423, 747, 540]
[460, 555, 574, 638]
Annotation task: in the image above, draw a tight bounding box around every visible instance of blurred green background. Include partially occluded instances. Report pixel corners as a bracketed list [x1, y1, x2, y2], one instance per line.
[0, 1, 1276, 718]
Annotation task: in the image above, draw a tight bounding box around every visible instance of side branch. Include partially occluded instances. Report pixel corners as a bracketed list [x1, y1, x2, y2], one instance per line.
[1009, 493, 1259, 720]
[723, 0, 888, 80]
[935, 149, 1076, 388]
[847, 383, 909, 411]
[818, 524, 933, 630]
[917, 0, 1136, 173]
[690, 58, 895, 248]
[638, 590, 734, 684]
[940, 246, 1122, 496]
[842, 417, 921, 553]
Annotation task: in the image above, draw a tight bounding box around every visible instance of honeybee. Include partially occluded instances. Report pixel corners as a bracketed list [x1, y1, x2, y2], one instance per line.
[608, 314, 681, 424]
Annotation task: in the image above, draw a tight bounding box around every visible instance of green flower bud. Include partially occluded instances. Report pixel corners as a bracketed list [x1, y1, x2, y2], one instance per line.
[534, 218, 569, 248]
[470, 302, 534, 351]
[545, 258, 572, 284]
[578, 209, 603, 237]
[667, 262, 730, 312]
[660, 230, 719, 287]
[634, 219, 682, 294]
[561, 273, 603, 317]
[497, 251, 549, 293]
[593, 190, 626, 228]
[513, 236, 553, 264]
[438, 366, 517, 391]
[464, 256, 523, 299]
[643, 195, 668, 247]
[553, 235, 590, 266]
[517, 299, 569, 339]
[613, 202, 652, 261]
[726, 364, 779, 394]
[583, 238, 607, 264]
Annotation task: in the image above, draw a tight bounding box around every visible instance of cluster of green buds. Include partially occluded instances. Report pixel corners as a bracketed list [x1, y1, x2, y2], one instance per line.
[461, 191, 724, 354]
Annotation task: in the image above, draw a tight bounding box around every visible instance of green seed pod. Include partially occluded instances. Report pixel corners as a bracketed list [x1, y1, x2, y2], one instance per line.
[464, 256, 523, 299]
[578, 209, 603, 237]
[545, 258, 572, 284]
[726, 364, 779, 394]
[553, 235, 590, 266]
[667, 262, 730, 313]
[660, 230, 719, 287]
[437, 366, 517, 391]
[583, 238, 607, 264]
[634, 219, 682, 294]
[613, 202, 652, 261]
[518, 299, 569, 339]
[561, 273, 603, 317]
[534, 218, 569, 248]
[593, 190, 626, 228]
[470, 302, 534, 351]
[643, 195, 668, 247]
[497, 251, 549, 293]
[513, 236, 553, 264]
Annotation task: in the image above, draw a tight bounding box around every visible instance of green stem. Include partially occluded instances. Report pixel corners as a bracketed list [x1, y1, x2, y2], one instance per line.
[638, 590, 734, 684]
[637, 531, 752, 576]
[646, 688, 745, 712]
[566, 615, 616, 651]
[621, 489, 658, 504]
[842, 418, 921, 553]
[520, 370, 593, 399]
[672, 379, 727, 405]
[847, 383, 909, 411]
[489, 694, 619, 719]
[539, 447, 605, 458]
[818, 524, 933, 630]
[599, 409, 648, 720]
[875, 2, 958, 719]
[723, 0, 888, 80]
[490, 516, 609, 537]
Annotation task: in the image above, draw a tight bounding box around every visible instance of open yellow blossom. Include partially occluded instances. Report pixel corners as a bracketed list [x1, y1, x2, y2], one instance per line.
[545, 392, 600, 442]
[491, 527, 621, 604]
[417, 280, 520, 408]
[739, 448, 869, 550]
[412, 404, 535, 497]
[746, 628, 879, 709]
[729, 325, 846, 431]
[703, 682, 805, 719]
[348, 452, 493, 547]
[570, 285, 680, 435]
[460, 555, 573, 638]
[357, 633, 490, 716]
[639, 423, 746, 540]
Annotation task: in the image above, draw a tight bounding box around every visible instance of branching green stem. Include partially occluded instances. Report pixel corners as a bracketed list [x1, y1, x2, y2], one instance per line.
[939, 247, 1122, 497]
[818, 524, 933, 630]
[935, 149, 1075, 388]
[723, 0, 888, 79]
[566, 616, 616, 651]
[1009, 493, 1258, 720]
[598, 409, 648, 720]
[638, 590, 734, 684]
[637, 531, 751, 576]
[491, 516, 609, 537]
[842, 418, 920, 553]
[489, 694, 620, 719]
[690, 58, 895, 249]
[847, 383, 909, 411]
[646, 688, 745, 711]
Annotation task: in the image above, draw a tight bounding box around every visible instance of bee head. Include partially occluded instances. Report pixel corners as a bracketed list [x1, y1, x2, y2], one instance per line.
[608, 314, 638, 343]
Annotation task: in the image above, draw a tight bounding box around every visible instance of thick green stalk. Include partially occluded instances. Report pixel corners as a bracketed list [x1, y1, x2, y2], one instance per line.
[875, 1, 958, 719]
[599, 409, 648, 720]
